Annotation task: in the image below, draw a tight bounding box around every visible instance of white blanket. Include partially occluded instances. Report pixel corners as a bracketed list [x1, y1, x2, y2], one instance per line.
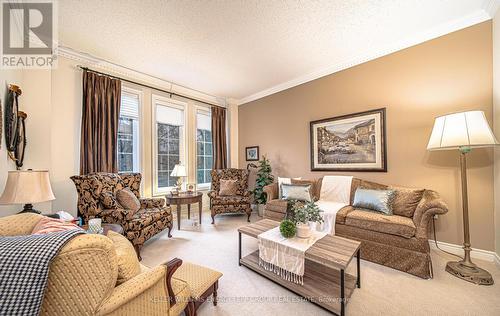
[258, 227, 326, 285]
[315, 175, 353, 235]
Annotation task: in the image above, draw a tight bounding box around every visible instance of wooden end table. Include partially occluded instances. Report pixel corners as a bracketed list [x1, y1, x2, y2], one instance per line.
[165, 192, 203, 230]
[238, 219, 361, 316]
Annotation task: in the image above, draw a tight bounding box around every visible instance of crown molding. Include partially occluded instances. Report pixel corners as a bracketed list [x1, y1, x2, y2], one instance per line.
[237, 8, 493, 105]
[57, 46, 226, 107]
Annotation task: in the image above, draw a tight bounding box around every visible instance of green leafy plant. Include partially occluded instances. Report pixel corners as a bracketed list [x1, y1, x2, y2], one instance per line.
[291, 200, 324, 224]
[280, 219, 296, 238]
[253, 155, 274, 205]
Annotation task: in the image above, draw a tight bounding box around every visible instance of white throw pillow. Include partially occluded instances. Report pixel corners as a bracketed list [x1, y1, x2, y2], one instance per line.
[278, 177, 301, 199]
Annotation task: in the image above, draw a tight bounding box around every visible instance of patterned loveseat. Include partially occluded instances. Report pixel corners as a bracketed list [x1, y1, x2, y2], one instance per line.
[208, 169, 252, 224]
[71, 173, 173, 257]
[263, 178, 448, 279]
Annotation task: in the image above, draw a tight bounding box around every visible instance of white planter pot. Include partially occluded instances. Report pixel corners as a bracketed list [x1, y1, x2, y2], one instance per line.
[296, 223, 311, 238]
[257, 204, 265, 217]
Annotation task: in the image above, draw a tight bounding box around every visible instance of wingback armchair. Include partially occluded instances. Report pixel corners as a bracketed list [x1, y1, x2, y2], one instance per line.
[70, 172, 173, 257]
[0, 213, 189, 316]
[208, 168, 252, 224]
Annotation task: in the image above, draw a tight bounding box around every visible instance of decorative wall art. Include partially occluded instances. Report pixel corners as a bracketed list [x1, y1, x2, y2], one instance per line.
[310, 108, 387, 172]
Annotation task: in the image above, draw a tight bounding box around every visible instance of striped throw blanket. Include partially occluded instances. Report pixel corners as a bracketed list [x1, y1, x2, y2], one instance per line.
[0, 229, 84, 316]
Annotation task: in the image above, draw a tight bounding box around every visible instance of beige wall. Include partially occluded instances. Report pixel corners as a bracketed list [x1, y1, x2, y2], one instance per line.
[239, 22, 495, 251]
[494, 11, 500, 257]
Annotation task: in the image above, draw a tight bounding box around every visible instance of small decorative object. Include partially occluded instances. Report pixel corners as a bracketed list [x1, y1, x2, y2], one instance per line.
[0, 170, 55, 214]
[170, 163, 187, 195]
[5, 84, 27, 169]
[252, 155, 274, 216]
[87, 218, 103, 234]
[279, 219, 296, 238]
[292, 200, 324, 238]
[245, 146, 259, 161]
[186, 183, 196, 193]
[310, 108, 387, 172]
[427, 110, 498, 285]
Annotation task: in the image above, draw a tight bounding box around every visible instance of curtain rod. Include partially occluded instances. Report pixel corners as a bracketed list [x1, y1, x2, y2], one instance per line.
[77, 66, 224, 108]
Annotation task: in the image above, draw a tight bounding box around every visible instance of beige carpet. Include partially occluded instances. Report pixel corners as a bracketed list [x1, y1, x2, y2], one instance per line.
[141, 208, 500, 316]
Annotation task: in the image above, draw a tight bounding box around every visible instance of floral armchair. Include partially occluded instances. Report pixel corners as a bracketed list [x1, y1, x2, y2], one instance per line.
[208, 168, 252, 224]
[70, 173, 173, 257]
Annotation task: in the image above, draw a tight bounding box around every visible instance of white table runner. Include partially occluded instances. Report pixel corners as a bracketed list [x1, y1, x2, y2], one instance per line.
[258, 226, 327, 285]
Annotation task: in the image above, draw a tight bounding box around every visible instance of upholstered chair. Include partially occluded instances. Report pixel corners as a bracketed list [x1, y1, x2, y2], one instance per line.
[70, 172, 173, 258]
[0, 213, 189, 316]
[208, 168, 252, 223]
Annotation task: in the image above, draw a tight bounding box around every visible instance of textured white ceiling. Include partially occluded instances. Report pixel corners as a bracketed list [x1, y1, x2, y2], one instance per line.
[58, 0, 498, 103]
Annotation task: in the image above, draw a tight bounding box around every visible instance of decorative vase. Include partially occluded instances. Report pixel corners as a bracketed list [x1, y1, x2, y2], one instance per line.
[296, 222, 311, 238]
[257, 204, 265, 217]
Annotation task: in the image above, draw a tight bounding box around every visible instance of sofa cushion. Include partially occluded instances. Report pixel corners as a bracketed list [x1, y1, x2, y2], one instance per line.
[335, 206, 354, 224]
[292, 179, 321, 200]
[212, 195, 251, 206]
[389, 186, 425, 218]
[265, 199, 288, 213]
[107, 230, 140, 285]
[344, 209, 416, 238]
[353, 188, 395, 215]
[219, 179, 238, 196]
[124, 207, 170, 231]
[116, 188, 140, 213]
[281, 183, 313, 202]
[350, 178, 388, 205]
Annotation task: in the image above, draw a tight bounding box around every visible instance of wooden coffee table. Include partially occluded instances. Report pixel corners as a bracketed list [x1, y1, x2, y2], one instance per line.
[165, 192, 203, 230]
[238, 219, 361, 316]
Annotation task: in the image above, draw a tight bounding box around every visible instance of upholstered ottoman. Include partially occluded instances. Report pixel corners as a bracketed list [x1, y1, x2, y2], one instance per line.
[173, 262, 222, 315]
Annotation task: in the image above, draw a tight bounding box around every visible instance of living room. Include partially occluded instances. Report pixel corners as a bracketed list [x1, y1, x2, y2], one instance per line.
[0, 1, 499, 315]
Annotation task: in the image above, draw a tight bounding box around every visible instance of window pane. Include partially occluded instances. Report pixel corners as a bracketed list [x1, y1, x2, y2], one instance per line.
[197, 141, 204, 155]
[118, 118, 133, 133]
[117, 91, 140, 174]
[204, 130, 212, 142]
[169, 155, 179, 169]
[168, 139, 179, 154]
[205, 142, 213, 155]
[205, 156, 213, 170]
[168, 125, 179, 139]
[205, 170, 212, 184]
[195, 112, 212, 185]
[197, 129, 203, 141]
[197, 156, 204, 169]
[158, 155, 168, 170]
[197, 170, 204, 184]
[158, 171, 169, 188]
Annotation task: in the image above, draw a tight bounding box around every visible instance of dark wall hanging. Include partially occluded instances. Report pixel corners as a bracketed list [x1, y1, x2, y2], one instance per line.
[4, 84, 27, 169]
[310, 108, 387, 172]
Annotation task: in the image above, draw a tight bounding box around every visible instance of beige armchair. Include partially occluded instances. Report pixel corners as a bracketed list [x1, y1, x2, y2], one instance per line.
[0, 213, 189, 316]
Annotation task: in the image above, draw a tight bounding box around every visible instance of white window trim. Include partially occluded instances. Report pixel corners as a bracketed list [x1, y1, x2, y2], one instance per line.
[119, 85, 143, 176]
[151, 94, 188, 196]
[195, 105, 212, 190]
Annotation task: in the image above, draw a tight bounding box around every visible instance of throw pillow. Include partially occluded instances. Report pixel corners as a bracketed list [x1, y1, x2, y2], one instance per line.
[390, 186, 425, 218]
[107, 230, 141, 285]
[116, 188, 140, 213]
[353, 188, 395, 215]
[100, 192, 121, 209]
[291, 179, 320, 200]
[32, 217, 82, 235]
[278, 177, 301, 199]
[281, 183, 313, 202]
[219, 179, 238, 196]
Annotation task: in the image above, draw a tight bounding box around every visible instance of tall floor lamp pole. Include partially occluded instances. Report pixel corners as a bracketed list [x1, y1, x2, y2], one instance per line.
[427, 111, 497, 285]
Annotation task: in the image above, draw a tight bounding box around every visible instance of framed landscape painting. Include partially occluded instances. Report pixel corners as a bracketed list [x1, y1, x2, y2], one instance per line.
[310, 108, 387, 172]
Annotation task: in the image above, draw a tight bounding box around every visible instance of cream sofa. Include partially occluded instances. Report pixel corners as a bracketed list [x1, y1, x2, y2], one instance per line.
[0, 213, 189, 316]
[263, 178, 448, 279]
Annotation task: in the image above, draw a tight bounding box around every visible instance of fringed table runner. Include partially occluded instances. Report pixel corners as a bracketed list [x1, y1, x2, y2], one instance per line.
[258, 227, 327, 285]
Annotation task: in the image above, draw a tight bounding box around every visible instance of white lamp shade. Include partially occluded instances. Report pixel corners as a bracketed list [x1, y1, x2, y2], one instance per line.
[0, 170, 56, 204]
[427, 111, 498, 150]
[170, 164, 187, 177]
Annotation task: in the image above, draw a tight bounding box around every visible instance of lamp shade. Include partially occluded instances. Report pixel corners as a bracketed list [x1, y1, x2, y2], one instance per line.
[0, 170, 55, 204]
[170, 164, 187, 177]
[427, 111, 498, 151]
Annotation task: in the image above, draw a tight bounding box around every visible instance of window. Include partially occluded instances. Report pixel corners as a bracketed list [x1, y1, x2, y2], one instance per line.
[117, 89, 141, 173]
[196, 110, 212, 186]
[154, 97, 186, 193]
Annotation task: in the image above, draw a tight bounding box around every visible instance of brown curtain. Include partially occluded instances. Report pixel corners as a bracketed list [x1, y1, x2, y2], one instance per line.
[211, 106, 227, 169]
[79, 70, 121, 175]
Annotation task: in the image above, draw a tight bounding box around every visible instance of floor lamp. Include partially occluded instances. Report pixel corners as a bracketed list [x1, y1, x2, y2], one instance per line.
[427, 110, 498, 285]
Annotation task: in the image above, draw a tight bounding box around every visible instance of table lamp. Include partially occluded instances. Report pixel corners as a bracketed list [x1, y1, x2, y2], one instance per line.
[0, 170, 56, 214]
[427, 110, 498, 285]
[170, 164, 186, 195]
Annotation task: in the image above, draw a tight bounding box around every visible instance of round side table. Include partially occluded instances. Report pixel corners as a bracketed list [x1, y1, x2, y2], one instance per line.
[165, 192, 203, 230]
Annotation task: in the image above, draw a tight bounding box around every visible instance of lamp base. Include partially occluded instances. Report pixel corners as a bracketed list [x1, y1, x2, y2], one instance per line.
[18, 203, 41, 214]
[446, 261, 494, 285]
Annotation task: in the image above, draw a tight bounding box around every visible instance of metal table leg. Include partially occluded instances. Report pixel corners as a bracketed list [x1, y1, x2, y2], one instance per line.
[340, 269, 345, 316]
[238, 231, 242, 266]
[357, 248, 361, 288]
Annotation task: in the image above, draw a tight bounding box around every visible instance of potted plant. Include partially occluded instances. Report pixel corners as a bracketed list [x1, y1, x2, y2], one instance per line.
[291, 200, 324, 238]
[279, 219, 296, 238]
[252, 155, 274, 216]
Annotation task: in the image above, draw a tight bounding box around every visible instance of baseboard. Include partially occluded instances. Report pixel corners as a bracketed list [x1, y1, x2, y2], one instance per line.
[428, 240, 498, 263]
